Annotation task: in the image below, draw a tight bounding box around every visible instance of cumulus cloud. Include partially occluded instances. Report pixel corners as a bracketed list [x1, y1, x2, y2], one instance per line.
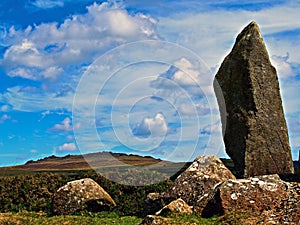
[58, 142, 77, 151]
[151, 57, 200, 89]
[132, 113, 168, 137]
[271, 53, 295, 78]
[0, 2, 158, 82]
[50, 117, 80, 131]
[150, 57, 215, 116]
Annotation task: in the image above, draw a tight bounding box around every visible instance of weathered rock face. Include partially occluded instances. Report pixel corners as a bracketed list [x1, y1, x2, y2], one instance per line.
[162, 155, 235, 216]
[144, 192, 163, 216]
[155, 198, 192, 216]
[216, 175, 288, 214]
[214, 21, 294, 177]
[203, 174, 300, 224]
[53, 178, 116, 215]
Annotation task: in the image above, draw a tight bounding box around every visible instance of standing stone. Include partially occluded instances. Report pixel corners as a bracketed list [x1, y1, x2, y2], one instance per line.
[214, 21, 294, 177]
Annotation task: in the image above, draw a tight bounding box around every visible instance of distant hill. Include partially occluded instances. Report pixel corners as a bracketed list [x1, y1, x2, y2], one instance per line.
[0, 152, 165, 172]
[0, 152, 297, 180]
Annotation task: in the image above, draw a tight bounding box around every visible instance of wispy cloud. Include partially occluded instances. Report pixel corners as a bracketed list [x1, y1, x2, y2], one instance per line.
[0, 114, 10, 124]
[156, 1, 300, 66]
[29, 0, 65, 9]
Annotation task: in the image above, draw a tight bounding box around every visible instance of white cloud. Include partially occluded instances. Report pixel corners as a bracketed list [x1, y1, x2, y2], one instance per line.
[0, 105, 11, 112]
[271, 53, 295, 78]
[132, 113, 168, 137]
[4, 39, 50, 69]
[50, 117, 80, 132]
[41, 66, 64, 81]
[2, 86, 74, 112]
[178, 103, 211, 116]
[157, 2, 300, 67]
[8, 67, 37, 80]
[30, 0, 64, 9]
[58, 142, 77, 151]
[200, 121, 222, 135]
[1, 2, 158, 82]
[151, 57, 201, 88]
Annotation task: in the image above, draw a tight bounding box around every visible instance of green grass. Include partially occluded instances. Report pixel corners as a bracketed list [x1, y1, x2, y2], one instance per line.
[0, 212, 142, 225]
[0, 211, 251, 225]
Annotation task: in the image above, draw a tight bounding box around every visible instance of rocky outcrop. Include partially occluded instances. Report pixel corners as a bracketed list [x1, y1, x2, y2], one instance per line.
[214, 21, 294, 177]
[142, 155, 298, 224]
[155, 198, 192, 216]
[52, 178, 116, 215]
[203, 174, 300, 224]
[162, 155, 235, 216]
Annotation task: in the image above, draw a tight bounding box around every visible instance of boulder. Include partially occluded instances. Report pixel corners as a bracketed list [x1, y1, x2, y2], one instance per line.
[140, 215, 169, 225]
[144, 192, 163, 216]
[214, 21, 294, 177]
[162, 155, 235, 216]
[52, 178, 116, 215]
[202, 174, 300, 223]
[155, 198, 192, 216]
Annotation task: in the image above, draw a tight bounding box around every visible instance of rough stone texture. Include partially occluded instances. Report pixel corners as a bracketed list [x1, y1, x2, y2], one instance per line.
[204, 174, 300, 224]
[162, 155, 235, 216]
[155, 198, 192, 216]
[214, 21, 294, 177]
[140, 215, 170, 225]
[52, 178, 116, 215]
[144, 192, 164, 216]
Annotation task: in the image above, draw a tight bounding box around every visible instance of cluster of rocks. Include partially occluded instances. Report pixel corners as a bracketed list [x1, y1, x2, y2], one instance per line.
[141, 155, 299, 224]
[51, 154, 298, 223]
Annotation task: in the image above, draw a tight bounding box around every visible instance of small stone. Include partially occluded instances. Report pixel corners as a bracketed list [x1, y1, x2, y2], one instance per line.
[251, 178, 260, 182]
[155, 198, 192, 216]
[204, 175, 210, 179]
[231, 193, 238, 200]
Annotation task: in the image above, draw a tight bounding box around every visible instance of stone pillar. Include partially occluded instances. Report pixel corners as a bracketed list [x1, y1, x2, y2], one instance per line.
[214, 21, 294, 177]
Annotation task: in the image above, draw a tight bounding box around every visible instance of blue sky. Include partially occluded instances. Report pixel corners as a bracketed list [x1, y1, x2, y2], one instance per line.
[1, 0, 300, 166]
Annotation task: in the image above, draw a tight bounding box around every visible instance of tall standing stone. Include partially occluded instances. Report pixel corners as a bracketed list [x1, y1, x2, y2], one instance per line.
[214, 21, 294, 177]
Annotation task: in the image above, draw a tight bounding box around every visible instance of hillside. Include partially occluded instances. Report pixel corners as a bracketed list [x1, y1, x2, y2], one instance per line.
[0, 152, 166, 171]
[0, 152, 297, 180]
